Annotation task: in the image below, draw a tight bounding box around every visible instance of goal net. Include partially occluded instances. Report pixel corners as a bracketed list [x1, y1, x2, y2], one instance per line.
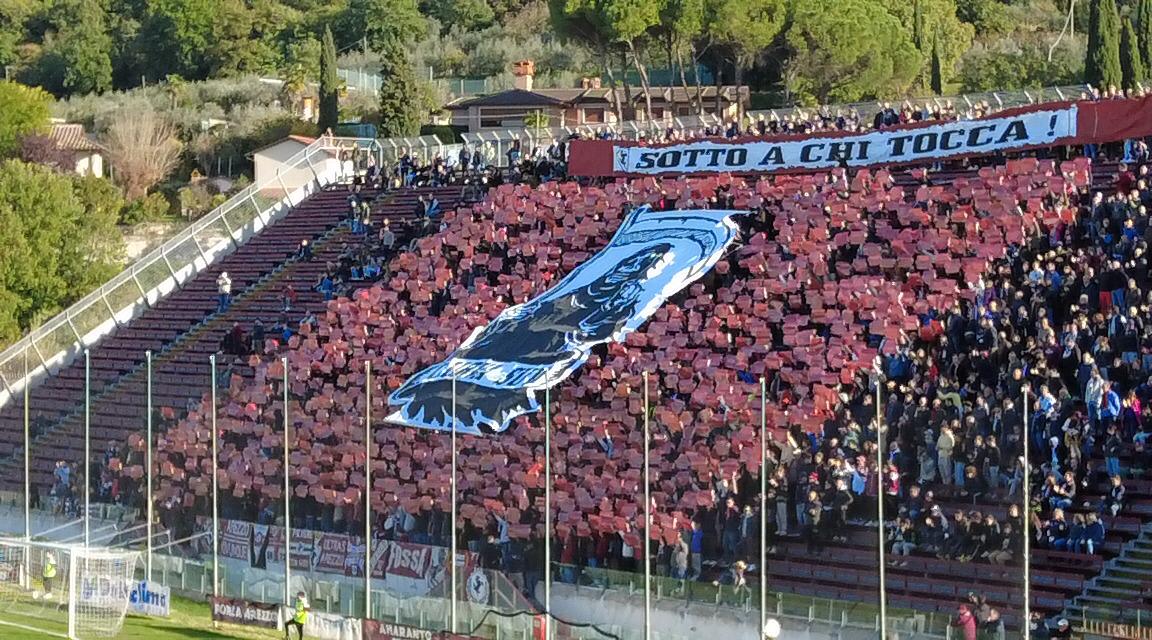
[0, 538, 139, 639]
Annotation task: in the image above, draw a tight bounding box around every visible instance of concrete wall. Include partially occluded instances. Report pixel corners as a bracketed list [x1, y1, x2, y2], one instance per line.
[255, 140, 340, 192]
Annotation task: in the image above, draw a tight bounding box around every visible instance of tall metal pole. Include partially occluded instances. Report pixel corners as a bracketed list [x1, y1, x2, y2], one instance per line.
[642, 371, 651, 640]
[544, 385, 552, 640]
[876, 377, 887, 638]
[1023, 385, 1032, 640]
[450, 376, 458, 634]
[210, 355, 219, 598]
[365, 361, 372, 621]
[146, 350, 154, 581]
[759, 377, 767, 637]
[84, 349, 91, 547]
[23, 351, 30, 542]
[282, 356, 291, 606]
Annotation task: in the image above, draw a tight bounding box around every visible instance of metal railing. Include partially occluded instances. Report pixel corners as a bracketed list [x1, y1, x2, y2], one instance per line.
[0, 131, 480, 411]
[553, 562, 951, 640]
[0, 136, 358, 409]
[461, 85, 1088, 159]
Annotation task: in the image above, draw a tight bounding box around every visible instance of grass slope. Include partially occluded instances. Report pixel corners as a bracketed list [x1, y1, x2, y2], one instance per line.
[0, 595, 282, 639]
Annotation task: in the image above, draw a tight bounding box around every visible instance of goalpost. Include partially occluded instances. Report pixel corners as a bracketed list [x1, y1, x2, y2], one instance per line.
[0, 538, 139, 639]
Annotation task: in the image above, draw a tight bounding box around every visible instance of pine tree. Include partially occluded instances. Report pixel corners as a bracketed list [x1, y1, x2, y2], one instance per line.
[377, 39, 426, 138]
[930, 35, 944, 94]
[318, 26, 340, 134]
[1122, 17, 1147, 91]
[1136, 0, 1152, 73]
[1086, 0, 1123, 90]
[912, 0, 925, 52]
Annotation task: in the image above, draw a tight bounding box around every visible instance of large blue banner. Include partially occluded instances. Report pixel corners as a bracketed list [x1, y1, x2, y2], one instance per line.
[387, 206, 742, 434]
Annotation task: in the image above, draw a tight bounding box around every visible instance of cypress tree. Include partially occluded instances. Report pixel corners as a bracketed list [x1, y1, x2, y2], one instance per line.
[1086, 0, 1123, 90]
[912, 0, 925, 51]
[1122, 17, 1147, 91]
[1087, 0, 1101, 84]
[1136, 0, 1152, 73]
[930, 36, 944, 95]
[318, 26, 340, 134]
[377, 39, 425, 138]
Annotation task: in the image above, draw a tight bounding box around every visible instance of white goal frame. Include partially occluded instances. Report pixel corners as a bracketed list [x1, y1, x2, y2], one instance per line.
[0, 537, 139, 639]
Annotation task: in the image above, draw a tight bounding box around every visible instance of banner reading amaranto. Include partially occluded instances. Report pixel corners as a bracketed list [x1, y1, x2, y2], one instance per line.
[568, 97, 1152, 176]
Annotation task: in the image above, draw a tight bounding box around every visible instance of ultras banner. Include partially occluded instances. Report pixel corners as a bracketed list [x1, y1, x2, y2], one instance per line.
[568, 97, 1152, 176]
[387, 206, 742, 434]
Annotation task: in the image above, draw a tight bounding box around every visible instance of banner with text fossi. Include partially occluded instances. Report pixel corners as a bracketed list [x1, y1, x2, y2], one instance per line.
[607, 107, 1077, 174]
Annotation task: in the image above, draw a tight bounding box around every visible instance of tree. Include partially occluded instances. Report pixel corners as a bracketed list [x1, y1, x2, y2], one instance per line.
[102, 105, 183, 200]
[136, 0, 218, 80]
[318, 26, 340, 134]
[55, 0, 114, 95]
[958, 41, 1082, 92]
[62, 174, 124, 297]
[549, 0, 626, 120]
[18, 134, 74, 169]
[912, 0, 925, 51]
[785, 0, 920, 104]
[1136, 0, 1152, 74]
[884, 0, 973, 92]
[656, 0, 705, 112]
[706, 0, 787, 110]
[0, 160, 124, 344]
[930, 35, 944, 94]
[339, 0, 425, 53]
[1121, 17, 1146, 91]
[377, 39, 427, 138]
[1086, 0, 1122, 90]
[604, 0, 664, 121]
[423, 0, 495, 32]
[955, 0, 1012, 36]
[0, 82, 52, 159]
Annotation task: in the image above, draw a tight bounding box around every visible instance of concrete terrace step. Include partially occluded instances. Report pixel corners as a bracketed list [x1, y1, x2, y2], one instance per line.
[0, 185, 463, 488]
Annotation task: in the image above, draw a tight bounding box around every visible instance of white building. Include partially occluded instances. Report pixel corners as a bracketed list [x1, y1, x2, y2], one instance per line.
[48, 124, 104, 177]
[251, 135, 341, 193]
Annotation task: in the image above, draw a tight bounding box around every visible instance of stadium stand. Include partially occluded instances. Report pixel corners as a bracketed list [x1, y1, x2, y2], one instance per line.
[9, 93, 1152, 636]
[72, 150, 1149, 632]
[0, 184, 464, 494]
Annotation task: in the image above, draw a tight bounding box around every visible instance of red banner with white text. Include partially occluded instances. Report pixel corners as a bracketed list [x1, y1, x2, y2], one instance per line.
[197, 518, 478, 599]
[568, 97, 1152, 176]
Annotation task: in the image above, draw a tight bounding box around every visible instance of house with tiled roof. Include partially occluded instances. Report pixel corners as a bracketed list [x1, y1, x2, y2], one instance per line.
[47, 123, 105, 177]
[444, 61, 748, 132]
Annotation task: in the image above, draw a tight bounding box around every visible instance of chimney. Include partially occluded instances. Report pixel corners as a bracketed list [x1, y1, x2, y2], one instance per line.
[512, 60, 535, 91]
[591, 77, 602, 89]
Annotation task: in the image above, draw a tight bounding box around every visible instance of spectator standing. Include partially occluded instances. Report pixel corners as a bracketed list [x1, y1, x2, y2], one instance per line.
[216, 272, 232, 312]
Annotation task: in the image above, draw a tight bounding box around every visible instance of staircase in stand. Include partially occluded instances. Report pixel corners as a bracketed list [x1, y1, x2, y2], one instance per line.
[1064, 524, 1152, 629]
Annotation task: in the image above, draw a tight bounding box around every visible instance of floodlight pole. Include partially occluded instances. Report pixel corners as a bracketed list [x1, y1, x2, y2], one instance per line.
[365, 360, 373, 620]
[544, 385, 552, 640]
[23, 351, 30, 542]
[146, 350, 154, 581]
[450, 375, 458, 635]
[84, 349, 91, 548]
[643, 371, 652, 640]
[759, 377, 767, 637]
[283, 356, 291, 606]
[877, 376, 888, 638]
[210, 354, 220, 598]
[1023, 384, 1032, 640]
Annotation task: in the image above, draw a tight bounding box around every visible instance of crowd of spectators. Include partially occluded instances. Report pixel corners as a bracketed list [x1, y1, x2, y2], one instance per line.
[57, 88, 1152, 635]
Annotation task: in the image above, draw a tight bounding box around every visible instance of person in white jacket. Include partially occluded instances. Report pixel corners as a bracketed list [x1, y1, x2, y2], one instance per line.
[216, 272, 232, 312]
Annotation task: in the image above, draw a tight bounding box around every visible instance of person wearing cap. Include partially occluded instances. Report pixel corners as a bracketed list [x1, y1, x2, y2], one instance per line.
[1049, 617, 1072, 639]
